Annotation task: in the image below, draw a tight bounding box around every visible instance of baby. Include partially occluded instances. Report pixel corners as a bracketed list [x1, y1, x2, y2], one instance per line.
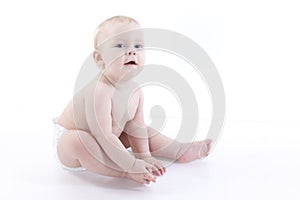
[54, 16, 212, 184]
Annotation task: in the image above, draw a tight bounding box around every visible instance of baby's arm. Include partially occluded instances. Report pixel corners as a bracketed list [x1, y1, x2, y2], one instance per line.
[124, 89, 150, 158]
[124, 89, 166, 175]
[85, 84, 154, 177]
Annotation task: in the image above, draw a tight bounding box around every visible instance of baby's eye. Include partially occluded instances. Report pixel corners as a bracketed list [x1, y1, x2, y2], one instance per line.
[134, 44, 143, 49]
[115, 44, 126, 48]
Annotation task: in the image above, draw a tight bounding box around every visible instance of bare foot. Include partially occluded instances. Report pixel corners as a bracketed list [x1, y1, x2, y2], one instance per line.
[176, 139, 212, 163]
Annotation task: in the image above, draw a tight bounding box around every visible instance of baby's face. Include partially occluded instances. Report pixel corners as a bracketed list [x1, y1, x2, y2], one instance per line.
[96, 22, 145, 82]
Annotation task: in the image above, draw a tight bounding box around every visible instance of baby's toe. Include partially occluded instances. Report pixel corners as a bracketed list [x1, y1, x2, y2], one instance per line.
[199, 145, 207, 158]
[205, 139, 213, 144]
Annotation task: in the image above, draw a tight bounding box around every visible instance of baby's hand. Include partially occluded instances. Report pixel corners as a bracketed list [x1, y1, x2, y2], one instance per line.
[142, 157, 166, 176]
[127, 159, 157, 184]
[127, 171, 156, 184]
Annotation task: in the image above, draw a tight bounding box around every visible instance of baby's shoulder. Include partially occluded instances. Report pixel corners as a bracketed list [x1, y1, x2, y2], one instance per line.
[131, 81, 143, 95]
[126, 80, 142, 93]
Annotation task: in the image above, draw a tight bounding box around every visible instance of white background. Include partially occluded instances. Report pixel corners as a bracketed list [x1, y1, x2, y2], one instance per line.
[0, 0, 299, 200]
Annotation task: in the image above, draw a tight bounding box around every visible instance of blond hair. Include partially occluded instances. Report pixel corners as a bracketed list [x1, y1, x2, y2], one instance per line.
[94, 16, 139, 49]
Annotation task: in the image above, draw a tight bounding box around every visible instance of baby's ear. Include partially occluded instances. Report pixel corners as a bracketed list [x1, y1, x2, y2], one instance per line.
[93, 50, 104, 69]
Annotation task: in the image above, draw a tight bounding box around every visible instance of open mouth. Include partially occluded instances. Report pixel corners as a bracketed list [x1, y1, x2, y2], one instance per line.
[124, 61, 137, 66]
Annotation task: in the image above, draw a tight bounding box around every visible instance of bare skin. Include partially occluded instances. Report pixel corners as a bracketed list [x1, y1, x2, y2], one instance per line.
[56, 75, 211, 184]
[55, 19, 211, 184]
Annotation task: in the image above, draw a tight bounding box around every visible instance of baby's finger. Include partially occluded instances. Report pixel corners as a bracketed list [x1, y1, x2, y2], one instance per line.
[155, 163, 166, 175]
[137, 178, 149, 184]
[144, 172, 156, 183]
[153, 164, 163, 176]
[147, 164, 161, 176]
[142, 179, 151, 184]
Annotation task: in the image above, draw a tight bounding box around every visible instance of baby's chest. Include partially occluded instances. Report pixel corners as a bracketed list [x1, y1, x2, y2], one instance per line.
[111, 92, 139, 132]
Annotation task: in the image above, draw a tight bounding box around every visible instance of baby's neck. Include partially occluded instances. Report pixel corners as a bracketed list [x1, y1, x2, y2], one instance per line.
[98, 73, 135, 90]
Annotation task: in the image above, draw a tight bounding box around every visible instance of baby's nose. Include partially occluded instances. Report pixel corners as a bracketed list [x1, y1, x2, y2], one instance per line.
[126, 50, 136, 56]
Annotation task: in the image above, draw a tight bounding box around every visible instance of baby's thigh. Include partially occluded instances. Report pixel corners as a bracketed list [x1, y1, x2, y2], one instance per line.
[57, 130, 86, 167]
[58, 130, 110, 167]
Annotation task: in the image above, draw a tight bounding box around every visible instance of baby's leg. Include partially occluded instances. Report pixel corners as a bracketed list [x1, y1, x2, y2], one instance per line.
[57, 130, 126, 178]
[120, 127, 211, 163]
[147, 127, 212, 162]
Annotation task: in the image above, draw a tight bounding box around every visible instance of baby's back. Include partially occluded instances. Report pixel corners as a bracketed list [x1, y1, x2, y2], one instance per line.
[56, 75, 140, 137]
[56, 77, 99, 131]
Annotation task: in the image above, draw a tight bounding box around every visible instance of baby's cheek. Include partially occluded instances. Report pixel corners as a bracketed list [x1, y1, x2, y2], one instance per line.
[105, 50, 125, 64]
[138, 53, 146, 65]
[107, 56, 123, 68]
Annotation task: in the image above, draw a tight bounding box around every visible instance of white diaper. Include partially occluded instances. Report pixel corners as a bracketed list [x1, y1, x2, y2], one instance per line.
[53, 119, 86, 172]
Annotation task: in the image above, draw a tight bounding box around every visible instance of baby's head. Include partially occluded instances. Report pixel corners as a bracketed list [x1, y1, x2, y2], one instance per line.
[93, 16, 145, 82]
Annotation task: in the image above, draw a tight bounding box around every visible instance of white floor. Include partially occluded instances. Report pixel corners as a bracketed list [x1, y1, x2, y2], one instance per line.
[1, 121, 299, 200]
